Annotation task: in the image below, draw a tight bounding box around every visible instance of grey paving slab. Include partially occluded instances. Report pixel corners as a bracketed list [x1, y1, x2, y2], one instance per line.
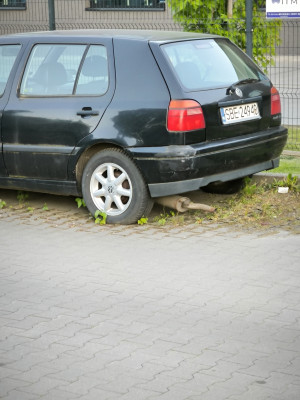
[0, 217, 300, 399]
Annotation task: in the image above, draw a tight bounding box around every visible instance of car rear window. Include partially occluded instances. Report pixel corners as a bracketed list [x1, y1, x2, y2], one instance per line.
[161, 39, 262, 91]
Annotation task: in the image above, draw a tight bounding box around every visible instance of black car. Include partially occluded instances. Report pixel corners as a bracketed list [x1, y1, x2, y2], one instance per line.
[0, 30, 287, 223]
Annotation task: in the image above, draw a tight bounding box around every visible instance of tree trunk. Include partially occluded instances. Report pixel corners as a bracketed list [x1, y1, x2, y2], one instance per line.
[227, 0, 233, 18]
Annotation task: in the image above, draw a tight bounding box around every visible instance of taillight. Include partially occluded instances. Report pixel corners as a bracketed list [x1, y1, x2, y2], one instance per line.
[271, 86, 281, 115]
[167, 100, 206, 132]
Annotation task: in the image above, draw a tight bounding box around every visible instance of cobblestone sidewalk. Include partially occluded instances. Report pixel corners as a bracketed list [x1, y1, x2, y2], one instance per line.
[0, 198, 300, 399]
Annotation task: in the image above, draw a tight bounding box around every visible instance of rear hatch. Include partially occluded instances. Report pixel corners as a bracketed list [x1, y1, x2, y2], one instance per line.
[155, 38, 278, 143]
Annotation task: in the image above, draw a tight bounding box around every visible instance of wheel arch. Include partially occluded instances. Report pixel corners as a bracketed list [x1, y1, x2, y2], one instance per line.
[75, 143, 124, 187]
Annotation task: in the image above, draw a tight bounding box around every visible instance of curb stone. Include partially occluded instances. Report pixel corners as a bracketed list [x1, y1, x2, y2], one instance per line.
[253, 172, 300, 184]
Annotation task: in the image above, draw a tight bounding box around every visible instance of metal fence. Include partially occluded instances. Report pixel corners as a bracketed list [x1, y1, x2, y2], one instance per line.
[0, 0, 299, 150]
[267, 20, 299, 151]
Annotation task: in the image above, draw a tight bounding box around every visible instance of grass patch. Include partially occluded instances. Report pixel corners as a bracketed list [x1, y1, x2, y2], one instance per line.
[147, 177, 299, 232]
[267, 155, 300, 175]
[190, 177, 299, 231]
[285, 126, 300, 151]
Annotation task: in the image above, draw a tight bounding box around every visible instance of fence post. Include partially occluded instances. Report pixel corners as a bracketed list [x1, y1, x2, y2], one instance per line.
[245, 0, 253, 58]
[48, 0, 56, 31]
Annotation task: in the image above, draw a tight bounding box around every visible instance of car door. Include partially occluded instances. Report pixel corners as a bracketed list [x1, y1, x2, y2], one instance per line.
[0, 42, 22, 178]
[2, 38, 115, 181]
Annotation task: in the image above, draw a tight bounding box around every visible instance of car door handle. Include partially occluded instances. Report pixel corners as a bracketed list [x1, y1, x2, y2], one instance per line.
[77, 108, 100, 117]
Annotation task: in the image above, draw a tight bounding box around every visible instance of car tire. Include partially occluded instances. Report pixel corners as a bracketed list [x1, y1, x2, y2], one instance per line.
[201, 178, 245, 194]
[82, 148, 153, 224]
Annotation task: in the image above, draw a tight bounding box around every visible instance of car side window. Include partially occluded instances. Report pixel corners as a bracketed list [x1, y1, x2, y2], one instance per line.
[76, 45, 109, 96]
[0, 44, 21, 96]
[20, 44, 109, 97]
[20, 44, 86, 96]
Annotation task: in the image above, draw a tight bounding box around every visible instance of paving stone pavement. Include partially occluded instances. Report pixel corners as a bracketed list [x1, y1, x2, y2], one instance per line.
[0, 213, 300, 400]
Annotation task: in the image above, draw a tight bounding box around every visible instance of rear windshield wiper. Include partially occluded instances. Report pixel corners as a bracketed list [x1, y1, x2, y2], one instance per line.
[226, 78, 260, 94]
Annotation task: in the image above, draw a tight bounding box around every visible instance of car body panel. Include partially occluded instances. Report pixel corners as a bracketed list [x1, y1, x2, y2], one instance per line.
[0, 39, 26, 177]
[91, 37, 173, 148]
[2, 36, 115, 180]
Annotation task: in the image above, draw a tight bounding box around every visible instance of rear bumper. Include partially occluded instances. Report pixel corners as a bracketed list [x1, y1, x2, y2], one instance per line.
[148, 158, 279, 197]
[128, 126, 288, 197]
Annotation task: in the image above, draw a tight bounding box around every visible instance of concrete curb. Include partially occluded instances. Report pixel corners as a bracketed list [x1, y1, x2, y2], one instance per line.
[283, 150, 300, 157]
[253, 172, 300, 184]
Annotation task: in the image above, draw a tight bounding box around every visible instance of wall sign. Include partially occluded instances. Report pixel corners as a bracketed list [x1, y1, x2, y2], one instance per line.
[266, 0, 300, 18]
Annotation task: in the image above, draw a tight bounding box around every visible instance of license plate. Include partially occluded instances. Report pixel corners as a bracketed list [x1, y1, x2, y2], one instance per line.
[220, 102, 260, 125]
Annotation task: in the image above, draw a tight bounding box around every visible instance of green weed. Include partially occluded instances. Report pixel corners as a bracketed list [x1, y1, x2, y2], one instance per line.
[271, 173, 299, 193]
[17, 191, 29, 202]
[94, 210, 107, 225]
[241, 177, 263, 198]
[137, 216, 148, 225]
[153, 210, 185, 226]
[75, 197, 86, 208]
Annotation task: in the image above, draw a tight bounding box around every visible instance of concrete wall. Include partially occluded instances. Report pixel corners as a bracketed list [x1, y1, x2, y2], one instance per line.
[0, 0, 181, 35]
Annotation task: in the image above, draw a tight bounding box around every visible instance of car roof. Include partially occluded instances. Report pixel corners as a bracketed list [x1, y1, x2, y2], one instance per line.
[2, 29, 220, 43]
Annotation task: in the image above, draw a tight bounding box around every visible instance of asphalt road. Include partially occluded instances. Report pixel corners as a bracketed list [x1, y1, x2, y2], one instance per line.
[0, 192, 300, 400]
